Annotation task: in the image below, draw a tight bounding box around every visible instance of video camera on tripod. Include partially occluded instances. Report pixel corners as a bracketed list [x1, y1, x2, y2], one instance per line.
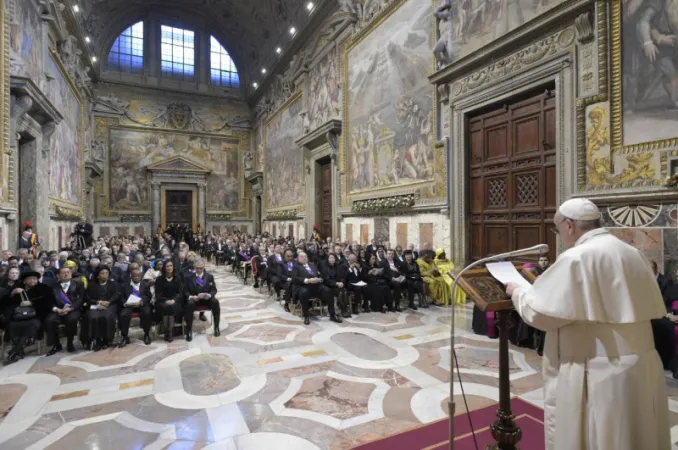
[70, 222, 94, 253]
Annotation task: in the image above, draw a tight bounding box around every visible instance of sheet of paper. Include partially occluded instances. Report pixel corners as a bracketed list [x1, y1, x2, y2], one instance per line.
[125, 294, 141, 306]
[485, 262, 532, 289]
[351, 281, 367, 287]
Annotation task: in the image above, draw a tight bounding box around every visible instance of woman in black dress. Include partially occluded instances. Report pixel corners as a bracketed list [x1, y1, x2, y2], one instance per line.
[2, 271, 53, 362]
[321, 254, 350, 318]
[85, 266, 121, 351]
[361, 253, 392, 313]
[154, 260, 183, 342]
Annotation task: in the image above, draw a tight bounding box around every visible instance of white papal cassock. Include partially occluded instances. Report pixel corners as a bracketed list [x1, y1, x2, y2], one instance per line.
[511, 228, 670, 450]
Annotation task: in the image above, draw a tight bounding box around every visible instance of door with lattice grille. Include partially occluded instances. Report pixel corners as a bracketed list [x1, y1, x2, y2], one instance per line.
[468, 88, 557, 263]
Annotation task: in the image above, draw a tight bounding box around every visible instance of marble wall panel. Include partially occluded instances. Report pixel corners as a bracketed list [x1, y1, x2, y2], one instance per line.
[419, 223, 433, 251]
[134, 226, 144, 236]
[608, 228, 662, 268]
[345, 224, 353, 244]
[117, 227, 129, 236]
[374, 217, 389, 243]
[205, 221, 251, 236]
[360, 224, 369, 246]
[100, 226, 110, 236]
[396, 223, 408, 249]
[213, 225, 221, 236]
[94, 222, 149, 238]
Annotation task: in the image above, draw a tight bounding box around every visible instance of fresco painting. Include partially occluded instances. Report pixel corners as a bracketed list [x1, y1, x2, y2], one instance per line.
[308, 47, 341, 128]
[9, 0, 42, 82]
[265, 98, 304, 209]
[47, 57, 82, 206]
[108, 129, 240, 211]
[347, 0, 434, 192]
[622, 0, 678, 146]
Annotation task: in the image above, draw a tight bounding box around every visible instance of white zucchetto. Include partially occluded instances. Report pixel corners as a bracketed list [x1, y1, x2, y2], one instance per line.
[558, 198, 601, 221]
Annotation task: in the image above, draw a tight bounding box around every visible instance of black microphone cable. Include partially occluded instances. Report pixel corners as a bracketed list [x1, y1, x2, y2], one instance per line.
[453, 347, 480, 450]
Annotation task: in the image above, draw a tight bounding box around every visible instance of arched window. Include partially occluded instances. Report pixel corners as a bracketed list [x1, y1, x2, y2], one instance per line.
[160, 25, 195, 81]
[107, 21, 144, 73]
[210, 37, 239, 88]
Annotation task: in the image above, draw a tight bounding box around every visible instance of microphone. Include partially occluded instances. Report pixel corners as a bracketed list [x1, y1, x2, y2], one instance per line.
[446, 243, 549, 450]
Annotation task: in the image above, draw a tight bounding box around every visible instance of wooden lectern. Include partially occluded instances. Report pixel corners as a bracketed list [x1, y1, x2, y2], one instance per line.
[454, 265, 536, 450]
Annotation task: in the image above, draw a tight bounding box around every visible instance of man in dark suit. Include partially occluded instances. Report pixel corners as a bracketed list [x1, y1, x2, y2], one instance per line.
[653, 261, 671, 295]
[119, 268, 153, 346]
[381, 249, 406, 312]
[344, 254, 364, 314]
[267, 244, 285, 300]
[277, 249, 297, 312]
[45, 267, 84, 354]
[184, 259, 220, 340]
[366, 239, 377, 255]
[292, 251, 342, 325]
[407, 243, 419, 260]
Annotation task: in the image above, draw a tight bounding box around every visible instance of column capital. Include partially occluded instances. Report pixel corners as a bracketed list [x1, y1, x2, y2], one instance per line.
[151, 183, 161, 190]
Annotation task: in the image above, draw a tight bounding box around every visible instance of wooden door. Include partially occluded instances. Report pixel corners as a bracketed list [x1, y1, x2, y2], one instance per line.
[320, 162, 332, 240]
[468, 88, 557, 263]
[166, 191, 193, 229]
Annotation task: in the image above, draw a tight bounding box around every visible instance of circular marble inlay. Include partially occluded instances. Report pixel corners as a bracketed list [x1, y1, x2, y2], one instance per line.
[330, 332, 398, 361]
[179, 354, 240, 396]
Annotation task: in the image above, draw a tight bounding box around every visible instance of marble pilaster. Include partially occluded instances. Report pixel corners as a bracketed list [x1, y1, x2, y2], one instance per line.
[151, 184, 161, 232]
[198, 185, 206, 230]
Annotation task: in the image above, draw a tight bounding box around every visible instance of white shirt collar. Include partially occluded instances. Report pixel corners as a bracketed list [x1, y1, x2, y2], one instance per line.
[574, 228, 609, 247]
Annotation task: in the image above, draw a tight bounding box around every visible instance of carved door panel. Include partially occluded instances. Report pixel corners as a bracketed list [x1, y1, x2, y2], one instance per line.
[288, 224, 294, 239]
[165, 191, 193, 230]
[320, 163, 332, 239]
[469, 88, 556, 263]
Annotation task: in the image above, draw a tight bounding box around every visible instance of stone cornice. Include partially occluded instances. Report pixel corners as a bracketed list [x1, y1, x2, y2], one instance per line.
[296, 119, 342, 151]
[245, 171, 263, 185]
[10, 76, 64, 125]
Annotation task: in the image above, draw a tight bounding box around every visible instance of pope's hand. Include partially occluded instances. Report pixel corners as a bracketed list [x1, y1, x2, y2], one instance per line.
[505, 282, 519, 297]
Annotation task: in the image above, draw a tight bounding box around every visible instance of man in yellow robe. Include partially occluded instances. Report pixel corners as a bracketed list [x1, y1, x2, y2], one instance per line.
[434, 248, 466, 305]
[416, 250, 451, 305]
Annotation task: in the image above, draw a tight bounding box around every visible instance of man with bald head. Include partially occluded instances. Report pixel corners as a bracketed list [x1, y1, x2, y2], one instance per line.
[505, 198, 669, 450]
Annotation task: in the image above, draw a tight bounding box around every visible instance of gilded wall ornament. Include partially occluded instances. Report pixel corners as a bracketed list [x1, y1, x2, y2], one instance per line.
[206, 214, 232, 221]
[586, 105, 655, 187]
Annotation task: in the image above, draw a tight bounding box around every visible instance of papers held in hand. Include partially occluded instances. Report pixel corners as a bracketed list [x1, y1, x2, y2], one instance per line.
[351, 281, 367, 287]
[485, 262, 532, 290]
[125, 294, 142, 307]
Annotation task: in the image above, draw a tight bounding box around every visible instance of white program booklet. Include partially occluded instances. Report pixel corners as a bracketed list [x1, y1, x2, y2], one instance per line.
[125, 294, 142, 307]
[485, 262, 532, 289]
[351, 281, 367, 287]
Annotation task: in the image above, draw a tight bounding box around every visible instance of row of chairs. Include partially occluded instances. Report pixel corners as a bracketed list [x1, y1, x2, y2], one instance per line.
[0, 306, 215, 361]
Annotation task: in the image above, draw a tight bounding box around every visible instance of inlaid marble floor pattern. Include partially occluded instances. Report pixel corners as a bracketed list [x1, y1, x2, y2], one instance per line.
[1, 263, 678, 450]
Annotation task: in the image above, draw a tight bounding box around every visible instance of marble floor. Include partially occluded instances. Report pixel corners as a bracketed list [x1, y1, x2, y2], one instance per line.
[1, 263, 678, 450]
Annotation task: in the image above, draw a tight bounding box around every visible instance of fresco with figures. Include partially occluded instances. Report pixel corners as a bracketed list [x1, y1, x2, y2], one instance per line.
[308, 47, 341, 128]
[108, 129, 241, 211]
[447, 0, 565, 63]
[347, 0, 433, 192]
[9, 0, 42, 82]
[265, 98, 304, 209]
[47, 57, 82, 206]
[622, 0, 678, 146]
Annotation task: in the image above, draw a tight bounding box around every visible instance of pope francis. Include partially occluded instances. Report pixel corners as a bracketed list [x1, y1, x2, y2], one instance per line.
[505, 198, 670, 450]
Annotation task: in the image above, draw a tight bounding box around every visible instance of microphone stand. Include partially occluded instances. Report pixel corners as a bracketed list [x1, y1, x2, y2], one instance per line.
[447, 245, 547, 450]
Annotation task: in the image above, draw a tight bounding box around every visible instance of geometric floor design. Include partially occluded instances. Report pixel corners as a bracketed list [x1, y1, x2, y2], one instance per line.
[1, 263, 677, 449]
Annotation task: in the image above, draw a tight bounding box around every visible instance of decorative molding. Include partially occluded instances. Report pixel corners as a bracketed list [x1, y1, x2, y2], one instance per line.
[146, 155, 212, 174]
[120, 214, 151, 223]
[574, 11, 594, 43]
[266, 209, 299, 220]
[94, 95, 251, 132]
[447, 27, 576, 101]
[352, 193, 417, 213]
